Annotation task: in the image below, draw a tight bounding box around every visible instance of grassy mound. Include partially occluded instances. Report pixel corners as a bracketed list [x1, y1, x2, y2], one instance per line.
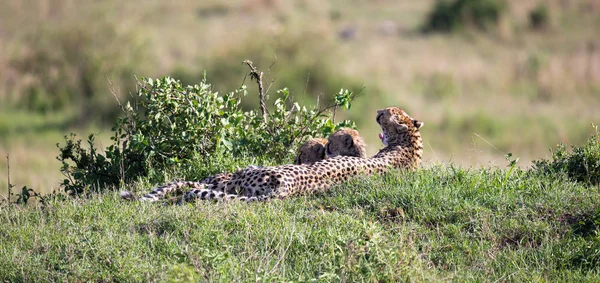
[1, 165, 599, 281]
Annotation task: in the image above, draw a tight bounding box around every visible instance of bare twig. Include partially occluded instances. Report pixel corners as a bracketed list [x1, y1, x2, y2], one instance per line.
[332, 105, 337, 123]
[303, 73, 310, 98]
[243, 60, 268, 123]
[107, 76, 126, 114]
[264, 56, 278, 95]
[316, 93, 321, 109]
[6, 154, 11, 204]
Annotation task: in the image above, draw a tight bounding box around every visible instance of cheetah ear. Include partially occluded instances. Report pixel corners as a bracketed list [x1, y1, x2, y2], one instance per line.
[344, 135, 354, 148]
[413, 119, 424, 129]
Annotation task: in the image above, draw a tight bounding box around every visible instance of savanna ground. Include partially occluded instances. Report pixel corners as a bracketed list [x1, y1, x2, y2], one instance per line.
[0, 0, 600, 281]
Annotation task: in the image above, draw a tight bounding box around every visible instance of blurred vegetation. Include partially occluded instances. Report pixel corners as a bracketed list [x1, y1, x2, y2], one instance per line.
[422, 0, 507, 32]
[533, 125, 600, 186]
[1, 4, 148, 124]
[529, 4, 550, 30]
[1, 0, 599, 195]
[172, 31, 367, 110]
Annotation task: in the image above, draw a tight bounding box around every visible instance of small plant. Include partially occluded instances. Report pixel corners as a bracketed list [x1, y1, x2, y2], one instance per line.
[57, 73, 357, 195]
[422, 0, 507, 33]
[532, 125, 600, 186]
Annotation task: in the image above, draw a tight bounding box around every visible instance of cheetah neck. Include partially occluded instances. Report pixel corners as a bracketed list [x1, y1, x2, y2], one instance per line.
[373, 130, 423, 169]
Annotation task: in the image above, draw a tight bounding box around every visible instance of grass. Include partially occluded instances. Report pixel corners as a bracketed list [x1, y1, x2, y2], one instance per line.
[1, 166, 600, 281]
[0, 1, 598, 280]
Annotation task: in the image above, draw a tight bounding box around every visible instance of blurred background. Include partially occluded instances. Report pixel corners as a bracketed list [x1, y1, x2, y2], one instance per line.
[0, 0, 599, 194]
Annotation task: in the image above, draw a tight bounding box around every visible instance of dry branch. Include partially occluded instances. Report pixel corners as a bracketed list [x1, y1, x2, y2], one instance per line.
[5, 154, 12, 204]
[243, 60, 268, 123]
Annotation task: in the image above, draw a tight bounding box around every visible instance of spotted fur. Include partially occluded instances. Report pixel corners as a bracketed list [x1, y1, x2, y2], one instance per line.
[122, 131, 366, 202]
[127, 107, 423, 202]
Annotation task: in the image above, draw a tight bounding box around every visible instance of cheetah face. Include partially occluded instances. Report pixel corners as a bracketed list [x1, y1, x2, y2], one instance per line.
[295, 138, 328, 165]
[376, 107, 423, 146]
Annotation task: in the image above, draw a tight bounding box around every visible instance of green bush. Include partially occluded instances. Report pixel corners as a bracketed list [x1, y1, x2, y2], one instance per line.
[57, 76, 356, 195]
[532, 125, 600, 185]
[422, 0, 507, 33]
[529, 4, 550, 30]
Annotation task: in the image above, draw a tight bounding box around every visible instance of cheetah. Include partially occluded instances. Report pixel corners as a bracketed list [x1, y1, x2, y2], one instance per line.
[325, 128, 367, 159]
[294, 138, 328, 165]
[121, 129, 368, 201]
[128, 107, 423, 202]
[294, 128, 367, 164]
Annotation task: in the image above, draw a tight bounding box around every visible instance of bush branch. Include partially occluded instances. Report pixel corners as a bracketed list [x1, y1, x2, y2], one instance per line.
[243, 60, 268, 123]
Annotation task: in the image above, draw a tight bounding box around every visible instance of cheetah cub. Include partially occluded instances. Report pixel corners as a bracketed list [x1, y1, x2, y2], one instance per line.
[294, 128, 367, 164]
[325, 128, 367, 159]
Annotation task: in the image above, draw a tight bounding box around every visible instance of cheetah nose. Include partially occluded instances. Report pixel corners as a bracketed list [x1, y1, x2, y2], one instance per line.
[378, 133, 383, 141]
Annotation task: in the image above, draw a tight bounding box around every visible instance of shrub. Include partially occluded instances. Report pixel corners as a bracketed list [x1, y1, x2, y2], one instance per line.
[57, 75, 356, 195]
[422, 0, 507, 33]
[532, 125, 600, 186]
[529, 4, 550, 30]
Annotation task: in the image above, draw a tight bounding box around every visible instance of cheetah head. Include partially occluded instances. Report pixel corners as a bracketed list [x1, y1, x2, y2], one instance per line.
[325, 128, 367, 158]
[294, 138, 328, 165]
[376, 107, 423, 146]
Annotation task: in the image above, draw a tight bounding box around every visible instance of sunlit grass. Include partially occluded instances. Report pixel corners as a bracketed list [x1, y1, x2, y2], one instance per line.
[1, 167, 599, 281]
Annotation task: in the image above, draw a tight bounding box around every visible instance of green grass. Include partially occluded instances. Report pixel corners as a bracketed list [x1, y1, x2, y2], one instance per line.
[1, 166, 599, 281]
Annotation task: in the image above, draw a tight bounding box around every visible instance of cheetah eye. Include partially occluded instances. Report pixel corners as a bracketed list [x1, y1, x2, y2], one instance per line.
[376, 112, 383, 124]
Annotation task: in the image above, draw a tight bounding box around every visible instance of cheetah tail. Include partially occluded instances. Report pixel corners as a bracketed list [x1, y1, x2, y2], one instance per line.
[120, 190, 137, 201]
[186, 188, 273, 203]
[129, 181, 207, 202]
